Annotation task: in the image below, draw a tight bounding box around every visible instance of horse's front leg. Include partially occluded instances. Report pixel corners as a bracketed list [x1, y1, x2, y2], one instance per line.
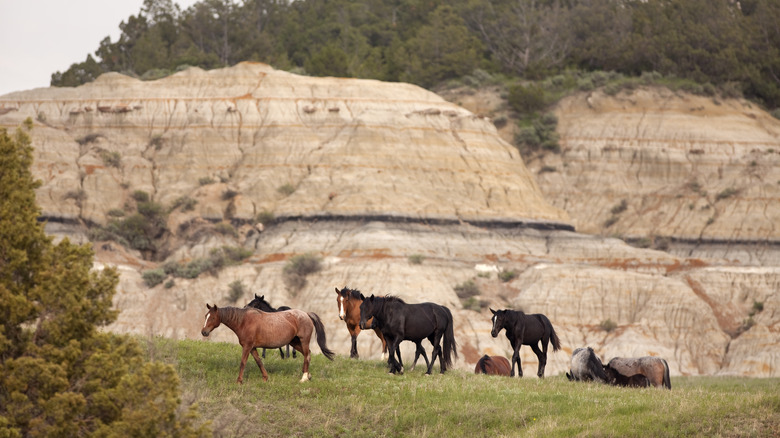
[387, 339, 403, 374]
[250, 348, 269, 381]
[511, 342, 523, 378]
[350, 334, 359, 359]
[530, 343, 546, 378]
[375, 329, 388, 360]
[237, 346, 252, 384]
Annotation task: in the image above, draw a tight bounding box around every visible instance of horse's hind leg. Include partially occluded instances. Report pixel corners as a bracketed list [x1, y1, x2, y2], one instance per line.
[250, 348, 269, 381]
[426, 333, 442, 374]
[289, 337, 311, 382]
[530, 343, 547, 378]
[410, 341, 430, 372]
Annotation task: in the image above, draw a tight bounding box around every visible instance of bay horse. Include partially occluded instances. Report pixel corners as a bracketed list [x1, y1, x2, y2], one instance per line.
[359, 295, 457, 375]
[201, 304, 335, 383]
[474, 355, 511, 376]
[605, 356, 671, 389]
[566, 347, 608, 382]
[490, 308, 561, 378]
[246, 294, 296, 359]
[335, 287, 388, 359]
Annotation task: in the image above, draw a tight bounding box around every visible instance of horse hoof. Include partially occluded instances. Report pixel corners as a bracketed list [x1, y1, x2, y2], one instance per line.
[300, 373, 311, 382]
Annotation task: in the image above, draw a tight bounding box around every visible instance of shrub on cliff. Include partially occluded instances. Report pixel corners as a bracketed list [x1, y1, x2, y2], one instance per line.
[283, 253, 322, 293]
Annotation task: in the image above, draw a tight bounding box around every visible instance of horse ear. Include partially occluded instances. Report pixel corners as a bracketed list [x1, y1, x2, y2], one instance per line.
[254, 293, 259, 299]
[206, 303, 211, 309]
[490, 308, 496, 315]
[335, 287, 340, 294]
[359, 293, 365, 300]
[369, 294, 375, 301]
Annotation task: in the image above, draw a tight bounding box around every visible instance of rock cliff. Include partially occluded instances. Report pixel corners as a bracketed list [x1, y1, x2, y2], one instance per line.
[2, 63, 777, 377]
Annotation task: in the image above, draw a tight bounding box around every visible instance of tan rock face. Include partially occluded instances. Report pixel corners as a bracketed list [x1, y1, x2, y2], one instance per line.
[2, 65, 778, 377]
[544, 87, 780, 261]
[1, 62, 568, 228]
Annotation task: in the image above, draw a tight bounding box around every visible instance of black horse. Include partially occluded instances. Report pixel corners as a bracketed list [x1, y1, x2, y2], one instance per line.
[359, 295, 457, 375]
[490, 308, 561, 378]
[246, 294, 296, 359]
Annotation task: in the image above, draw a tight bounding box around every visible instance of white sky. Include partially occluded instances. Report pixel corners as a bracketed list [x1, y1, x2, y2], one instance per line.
[0, 0, 200, 96]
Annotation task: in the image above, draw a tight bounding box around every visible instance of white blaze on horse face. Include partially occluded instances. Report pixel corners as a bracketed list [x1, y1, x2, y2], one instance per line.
[203, 313, 211, 329]
[339, 296, 345, 319]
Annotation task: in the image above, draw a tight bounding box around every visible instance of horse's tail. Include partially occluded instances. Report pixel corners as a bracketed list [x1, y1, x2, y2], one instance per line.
[661, 358, 671, 390]
[539, 314, 561, 352]
[476, 355, 490, 374]
[441, 306, 458, 368]
[308, 312, 335, 360]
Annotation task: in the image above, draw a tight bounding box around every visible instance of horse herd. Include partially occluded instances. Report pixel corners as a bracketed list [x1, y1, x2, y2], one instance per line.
[201, 286, 670, 389]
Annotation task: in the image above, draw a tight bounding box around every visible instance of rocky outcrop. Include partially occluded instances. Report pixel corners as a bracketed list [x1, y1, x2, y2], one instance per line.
[2, 64, 778, 377]
[542, 87, 780, 264]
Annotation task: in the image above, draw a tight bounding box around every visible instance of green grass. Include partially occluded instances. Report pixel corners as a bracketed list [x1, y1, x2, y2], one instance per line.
[144, 337, 780, 437]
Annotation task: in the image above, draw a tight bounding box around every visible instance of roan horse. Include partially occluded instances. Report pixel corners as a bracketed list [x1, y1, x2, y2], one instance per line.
[201, 304, 335, 383]
[490, 308, 561, 378]
[246, 294, 296, 359]
[359, 295, 457, 374]
[474, 355, 512, 376]
[334, 287, 388, 359]
[605, 356, 671, 389]
[566, 347, 608, 382]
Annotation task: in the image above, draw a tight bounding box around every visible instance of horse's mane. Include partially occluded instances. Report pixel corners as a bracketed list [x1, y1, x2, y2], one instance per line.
[379, 295, 405, 304]
[218, 306, 257, 326]
[344, 288, 363, 300]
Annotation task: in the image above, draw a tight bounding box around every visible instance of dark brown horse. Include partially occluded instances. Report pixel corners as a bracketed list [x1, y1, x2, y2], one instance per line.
[474, 355, 512, 376]
[246, 294, 296, 359]
[490, 308, 561, 378]
[201, 304, 334, 383]
[335, 287, 388, 359]
[605, 356, 671, 389]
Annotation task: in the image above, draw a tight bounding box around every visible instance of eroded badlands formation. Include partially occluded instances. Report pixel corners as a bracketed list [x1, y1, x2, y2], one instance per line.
[1, 63, 777, 377]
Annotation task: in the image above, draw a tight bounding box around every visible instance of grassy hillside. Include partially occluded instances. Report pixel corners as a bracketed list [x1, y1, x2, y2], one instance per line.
[143, 337, 780, 437]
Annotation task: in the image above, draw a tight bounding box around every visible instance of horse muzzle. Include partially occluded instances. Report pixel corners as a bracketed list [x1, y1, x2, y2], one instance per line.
[201, 329, 211, 337]
[490, 329, 498, 338]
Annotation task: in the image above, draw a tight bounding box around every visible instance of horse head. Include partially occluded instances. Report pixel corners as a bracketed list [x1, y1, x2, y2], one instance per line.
[202, 303, 221, 336]
[246, 294, 273, 312]
[489, 308, 507, 338]
[335, 286, 351, 320]
[358, 295, 378, 330]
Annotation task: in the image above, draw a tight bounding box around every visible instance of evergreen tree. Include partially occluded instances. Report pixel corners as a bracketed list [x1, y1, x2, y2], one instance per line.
[0, 120, 208, 437]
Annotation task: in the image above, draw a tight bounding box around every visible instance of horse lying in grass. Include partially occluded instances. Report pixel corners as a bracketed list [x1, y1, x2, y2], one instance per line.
[489, 308, 561, 378]
[603, 366, 651, 387]
[201, 304, 334, 383]
[605, 356, 671, 389]
[475, 355, 511, 376]
[566, 347, 607, 382]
